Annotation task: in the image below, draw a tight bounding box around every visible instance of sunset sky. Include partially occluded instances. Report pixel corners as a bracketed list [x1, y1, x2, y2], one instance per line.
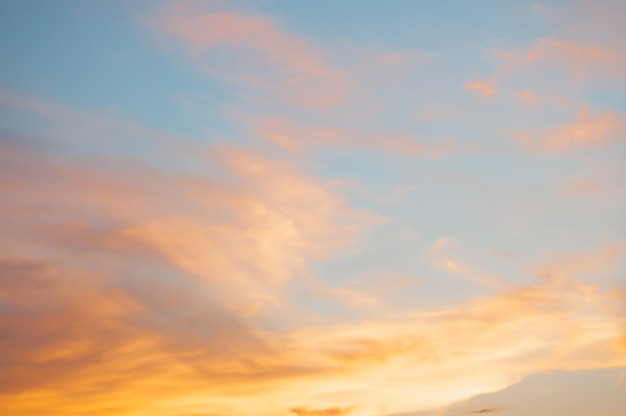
[1, 1, 625, 415]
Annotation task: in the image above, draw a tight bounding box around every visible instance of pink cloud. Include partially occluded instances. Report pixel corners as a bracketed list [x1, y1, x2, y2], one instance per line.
[534, 0, 626, 51]
[534, 242, 626, 283]
[465, 79, 498, 98]
[515, 90, 579, 109]
[249, 115, 474, 156]
[0, 89, 182, 146]
[515, 109, 625, 154]
[152, 0, 351, 109]
[494, 39, 626, 84]
[377, 50, 433, 68]
[560, 179, 604, 196]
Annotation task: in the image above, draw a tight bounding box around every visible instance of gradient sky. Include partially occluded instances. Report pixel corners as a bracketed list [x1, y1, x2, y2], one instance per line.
[1, 1, 625, 415]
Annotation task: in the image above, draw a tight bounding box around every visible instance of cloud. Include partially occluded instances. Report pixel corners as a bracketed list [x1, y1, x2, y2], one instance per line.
[157, 1, 328, 79]
[249, 115, 473, 156]
[515, 109, 625, 154]
[0, 89, 179, 146]
[533, 242, 626, 283]
[148, 3, 469, 157]
[534, 0, 626, 52]
[0, 131, 378, 415]
[1, 135, 375, 314]
[152, 0, 350, 109]
[4, 127, 625, 416]
[464, 0, 626, 137]
[514, 90, 576, 109]
[465, 79, 498, 98]
[560, 179, 604, 196]
[494, 39, 626, 84]
[2, 141, 626, 416]
[462, 408, 508, 414]
[290, 406, 356, 416]
[429, 238, 511, 289]
[2, 2, 626, 415]
[256, 269, 625, 415]
[376, 49, 435, 71]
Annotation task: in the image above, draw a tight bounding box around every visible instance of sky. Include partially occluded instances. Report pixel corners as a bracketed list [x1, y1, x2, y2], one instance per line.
[1, 1, 625, 415]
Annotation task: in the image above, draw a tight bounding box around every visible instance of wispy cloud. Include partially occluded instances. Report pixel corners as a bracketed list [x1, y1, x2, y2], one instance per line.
[462, 408, 509, 414]
[151, 0, 350, 110]
[248, 115, 472, 156]
[515, 109, 625, 154]
[290, 406, 356, 416]
[494, 39, 626, 84]
[465, 79, 498, 98]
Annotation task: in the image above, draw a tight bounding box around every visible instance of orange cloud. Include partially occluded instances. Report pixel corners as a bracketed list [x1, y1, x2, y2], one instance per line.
[0, 137, 375, 317]
[466, 79, 498, 98]
[517, 89, 539, 105]
[515, 90, 579, 109]
[4, 129, 624, 416]
[290, 406, 356, 416]
[463, 408, 509, 414]
[2, 217, 625, 416]
[515, 109, 625, 153]
[0, 132, 380, 415]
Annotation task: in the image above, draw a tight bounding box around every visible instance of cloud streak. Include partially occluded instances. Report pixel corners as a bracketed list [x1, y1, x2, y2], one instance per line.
[463, 408, 509, 414]
[152, 0, 350, 110]
[515, 109, 625, 154]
